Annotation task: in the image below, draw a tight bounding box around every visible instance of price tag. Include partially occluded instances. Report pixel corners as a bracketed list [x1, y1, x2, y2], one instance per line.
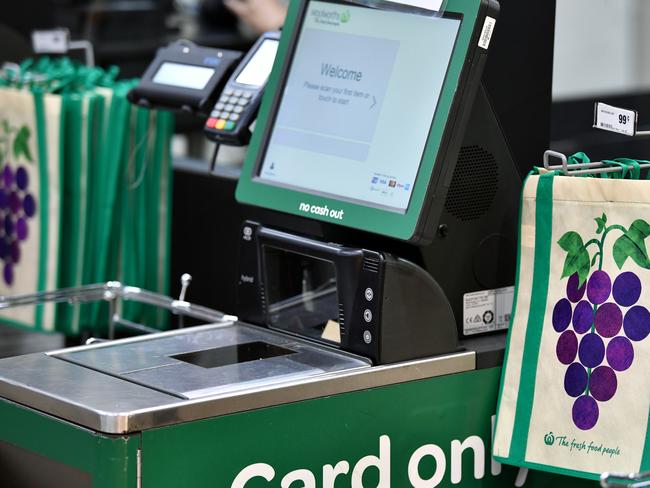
[32, 29, 70, 54]
[593, 102, 637, 136]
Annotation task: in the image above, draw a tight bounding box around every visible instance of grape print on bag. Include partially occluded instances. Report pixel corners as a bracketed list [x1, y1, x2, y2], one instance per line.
[0, 120, 37, 286]
[553, 213, 650, 430]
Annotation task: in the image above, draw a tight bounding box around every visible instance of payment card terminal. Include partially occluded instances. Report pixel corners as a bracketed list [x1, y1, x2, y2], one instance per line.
[204, 31, 280, 145]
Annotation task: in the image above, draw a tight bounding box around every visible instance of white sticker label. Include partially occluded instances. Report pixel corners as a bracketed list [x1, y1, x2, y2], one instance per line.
[386, 0, 443, 12]
[32, 29, 70, 54]
[593, 102, 637, 136]
[463, 286, 514, 335]
[478, 16, 496, 50]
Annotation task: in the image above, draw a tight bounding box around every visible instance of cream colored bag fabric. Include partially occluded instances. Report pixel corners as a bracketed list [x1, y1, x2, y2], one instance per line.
[0, 88, 61, 330]
[494, 172, 650, 480]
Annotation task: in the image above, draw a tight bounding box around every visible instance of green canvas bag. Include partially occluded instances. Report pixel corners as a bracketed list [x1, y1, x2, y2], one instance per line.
[1, 59, 173, 335]
[493, 162, 650, 480]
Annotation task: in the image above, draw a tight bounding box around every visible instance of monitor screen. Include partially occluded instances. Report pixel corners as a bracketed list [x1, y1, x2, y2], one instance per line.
[152, 62, 216, 90]
[256, 1, 461, 213]
[236, 38, 281, 87]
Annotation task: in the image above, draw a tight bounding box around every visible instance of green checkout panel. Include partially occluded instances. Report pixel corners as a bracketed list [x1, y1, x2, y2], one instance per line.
[0, 0, 594, 486]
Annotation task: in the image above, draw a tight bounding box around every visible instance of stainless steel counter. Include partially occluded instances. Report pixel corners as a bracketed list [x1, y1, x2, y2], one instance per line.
[0, 322, 475, 434]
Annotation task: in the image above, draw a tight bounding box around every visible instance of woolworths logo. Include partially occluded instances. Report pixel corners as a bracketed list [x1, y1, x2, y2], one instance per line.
[311, 8, 351, 26]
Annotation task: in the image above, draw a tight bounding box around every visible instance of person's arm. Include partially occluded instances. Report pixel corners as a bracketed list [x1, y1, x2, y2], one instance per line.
[224, 0, 288, 35]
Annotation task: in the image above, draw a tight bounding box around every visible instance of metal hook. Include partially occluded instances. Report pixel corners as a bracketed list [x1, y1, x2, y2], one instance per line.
[179, 273, 192, 302]
[543, 150, 568, 173]
[178, 273, 192, 329]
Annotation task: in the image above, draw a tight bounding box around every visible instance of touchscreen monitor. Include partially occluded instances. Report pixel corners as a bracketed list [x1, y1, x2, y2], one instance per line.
[258, 2, 460, 213]
[237, 0, 495, 243]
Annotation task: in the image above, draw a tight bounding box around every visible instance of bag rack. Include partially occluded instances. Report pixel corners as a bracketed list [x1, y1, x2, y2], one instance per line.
[543, 150, 650, 177]
[0, 277, 237, 340]
[601, 470, 650, 488]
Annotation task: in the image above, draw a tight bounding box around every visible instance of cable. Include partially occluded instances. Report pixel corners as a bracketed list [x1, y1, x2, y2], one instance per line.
[209, 142, 220, 174]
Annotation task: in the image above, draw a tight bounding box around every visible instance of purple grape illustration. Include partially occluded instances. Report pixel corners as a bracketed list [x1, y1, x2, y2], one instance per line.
[552, 298, 572, 332]
[594, 302, 622, 338]
[587, 270, 611, 304]
[572, 395, 599, 430]
[566, 273, 586, 302]
[556, 330, 578, 365]
[623, 306, 650, 342]
[554, 213, 650, 430]
[606, 336, 634, 371]
[572, 300, 593, 334]
[613, 271, 641, 306]
[564, 362, 588, 397]
[0, 120, 37, 286]
[589, 366, 617, 402]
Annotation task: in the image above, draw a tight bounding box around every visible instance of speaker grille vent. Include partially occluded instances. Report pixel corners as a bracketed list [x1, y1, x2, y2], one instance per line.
[363, 256, 380, 273]
[259, 282, 267, 312]
[444, 145, 498, 221]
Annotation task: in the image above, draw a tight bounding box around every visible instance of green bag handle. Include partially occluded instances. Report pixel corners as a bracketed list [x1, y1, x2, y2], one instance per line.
[6, 57, 124, 94]
[568, 151, 590, 165]
[616, 158, 641, 179]
[624, 157, 650, 180]
[532, 152, 650, 181]
[601, 159, 630, 179]
[563, 152, 648, 180]
[568, 152, 597, 178]
[600, 157, 649, 180]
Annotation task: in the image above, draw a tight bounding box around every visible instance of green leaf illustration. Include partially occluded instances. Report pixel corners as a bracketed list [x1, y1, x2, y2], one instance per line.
[612, 219, 650, 270]
[627, 219, 650, 247]
[564, 248, 591, 285]
[2, 120, 9, 135]
[595, 217, 605, 234]
[558, 231, 583, 254]
[602, 213, 607, 224]
[12, 125, 32, 163]
[558, 231, 591, 285]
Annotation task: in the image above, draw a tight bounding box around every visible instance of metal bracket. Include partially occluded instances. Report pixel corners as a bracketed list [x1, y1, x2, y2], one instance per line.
[542, 149, 650, 177]
[0, 281, 237, 340]
[601, 470, 650, 488]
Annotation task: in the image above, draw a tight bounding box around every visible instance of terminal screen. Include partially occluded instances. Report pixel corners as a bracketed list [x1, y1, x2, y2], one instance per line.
[257, 1, 461, 212]
[152, 62, 215, 90]
[236, 39, 280, 87]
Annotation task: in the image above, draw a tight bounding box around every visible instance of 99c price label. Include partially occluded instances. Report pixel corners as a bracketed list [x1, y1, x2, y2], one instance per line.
[594, 102, 637, 136]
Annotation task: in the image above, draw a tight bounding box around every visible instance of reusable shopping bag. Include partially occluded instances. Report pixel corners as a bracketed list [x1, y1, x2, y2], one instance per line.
[0, 87, 62, 330]
[493, 161, 650, 480]
[117, 108, 174, 327]
[0, 58, 173, 335]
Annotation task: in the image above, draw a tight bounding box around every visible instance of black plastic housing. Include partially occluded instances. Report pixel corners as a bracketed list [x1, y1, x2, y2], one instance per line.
[204, 31, 281, 146]
[237, 222, 458, 364]
[127, 39, 241, 115]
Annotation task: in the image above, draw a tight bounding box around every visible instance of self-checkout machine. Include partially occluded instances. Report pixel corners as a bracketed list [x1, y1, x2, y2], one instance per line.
[0, 0, 594, 487]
